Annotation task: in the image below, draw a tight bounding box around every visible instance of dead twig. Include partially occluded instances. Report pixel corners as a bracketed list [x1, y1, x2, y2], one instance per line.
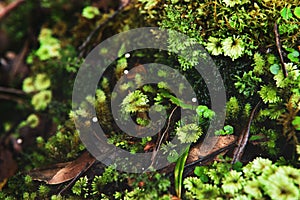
[0, 93, 25, 104]
[0, 86, 26, 95]
[0, 0, 25, 21]
[231, 101, 261, 164]
[274, 22, 288, 78]
[144, 106, 178, 171]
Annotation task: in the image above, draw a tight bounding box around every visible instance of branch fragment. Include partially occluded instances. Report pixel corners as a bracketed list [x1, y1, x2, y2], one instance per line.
[0, 0, 25, 21]
[274, 22, 288, 78]
[231, 101, 261, 164]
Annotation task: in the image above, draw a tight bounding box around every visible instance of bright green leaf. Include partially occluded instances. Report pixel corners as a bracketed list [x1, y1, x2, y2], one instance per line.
[291, 51, 299, 57]
[281, 7, 293, 20]
[294, 7, 300, 19]
[288, 53, 299, 62]
[292, 116, 300, 130]
[270, 64, 280, 75]
[224, 125, 234, 134]
[250, 135, 264, 141]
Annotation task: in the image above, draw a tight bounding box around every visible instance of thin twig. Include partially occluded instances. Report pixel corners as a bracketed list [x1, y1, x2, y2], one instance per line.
[0, 93, 25, 103]
[274, 22, 288, 78]
[231, 101, 261, 164]
[0, 86, 26, 95]
[145, 106, 178, 171]
[0, 0, 25, 21]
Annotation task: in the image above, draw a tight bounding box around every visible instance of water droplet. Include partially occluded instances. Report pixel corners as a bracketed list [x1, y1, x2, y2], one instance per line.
[17, 138, 23, 144]
[125, 53, 130, 58]
[92, 117, 98, 122]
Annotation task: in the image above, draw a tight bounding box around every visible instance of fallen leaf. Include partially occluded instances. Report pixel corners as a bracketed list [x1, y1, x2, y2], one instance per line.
[28, 151, 95, 185]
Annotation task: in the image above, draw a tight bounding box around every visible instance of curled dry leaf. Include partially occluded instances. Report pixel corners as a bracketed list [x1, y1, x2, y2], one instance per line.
[28, 151, 95, 185]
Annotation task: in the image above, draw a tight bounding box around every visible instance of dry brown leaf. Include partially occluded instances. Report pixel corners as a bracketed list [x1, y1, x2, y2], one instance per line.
[28, 151, 95, 185]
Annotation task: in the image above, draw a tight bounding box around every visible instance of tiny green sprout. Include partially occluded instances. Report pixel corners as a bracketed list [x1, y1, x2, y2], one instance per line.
[265, 173, 299, 200]
[82, 6, 100, 19]
[222, 36, 245, 60]
[285, 47, 299, 63]
[157, 81, 169, 89]
[96, 89, 106, 103]
[23, 77, 36, 93]
[157, 69, 168, 77]
[280, 6, 293, 20]
[244, 179, 263, 199]
[36, 135, 44, 144]
[294, 7, 300, 19]
[136, 117, 149, 126]
[215, 125, 234, 135]
[292, 116, 300, 130]
[38, 185, 50, 197]
[221, 170, 244, 195]
[34, 73, 51, 91]
[36, 43, 61, 61]
[31, 90, 52, 111]
[35, 28, 61, 61]
[270, 64, 280, 75]
[276, 166, 300, 185]
[72, 176, 88, 196]
[253, 52, 265, 75]
[91, 176, 102, 195]
[23, 192, 37, 200]
[176, 123, 203, 143]
[267, 54, 277, 64]
[26, 114, 39, 128]
[24, 175, 32, 185]
[251, 157, 273, 175]
[121, 90, 149, 115]
[38, 28, 52, 42]
[194, 166, 209, 183]
[142, 85, 156, 93]
[196, 105, 215, 119]
[205, 37, 223, 56]
[167, 149, 179, 163]
[50, 195, 63, 200]
[258, 85, 281, 104]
